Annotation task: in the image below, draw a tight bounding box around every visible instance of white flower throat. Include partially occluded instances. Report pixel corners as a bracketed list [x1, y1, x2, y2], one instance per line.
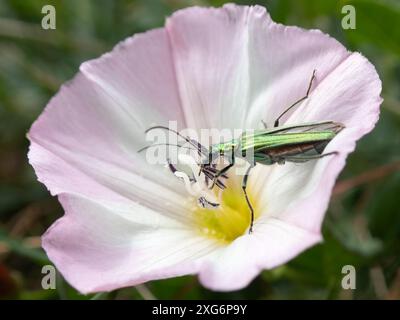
[170, 153, 260, 243]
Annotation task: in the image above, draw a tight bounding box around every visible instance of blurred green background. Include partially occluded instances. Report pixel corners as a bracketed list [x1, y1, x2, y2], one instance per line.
[0, 0, 399, 300]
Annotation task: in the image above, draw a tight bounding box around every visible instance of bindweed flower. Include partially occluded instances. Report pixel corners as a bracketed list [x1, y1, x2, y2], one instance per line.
[28, 4, 382, 293]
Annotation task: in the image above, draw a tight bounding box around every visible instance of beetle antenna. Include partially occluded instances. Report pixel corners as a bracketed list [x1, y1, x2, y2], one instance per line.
[145, 126, 208, 156]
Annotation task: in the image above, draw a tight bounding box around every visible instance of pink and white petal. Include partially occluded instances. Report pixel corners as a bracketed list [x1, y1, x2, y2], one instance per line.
[242, 5, 352, 128]
[254, 52, 382, 233]
[28, 28, 192, 220]
[199, 218, 321, 291]
[28, 142, 191, 224]
[79, 28, 186, 135]
[166, 4, 351, 131]
[287, 52, 382, 132]
[44, 194, 217, 294]
[166, 5, 253, 130]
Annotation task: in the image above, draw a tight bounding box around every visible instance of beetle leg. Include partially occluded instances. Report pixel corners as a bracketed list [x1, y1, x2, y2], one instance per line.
[261, 120, 268, 129]
[242, 164, 255, 234]
[209, 146, 235, 189]
[274, 69, 316, 127]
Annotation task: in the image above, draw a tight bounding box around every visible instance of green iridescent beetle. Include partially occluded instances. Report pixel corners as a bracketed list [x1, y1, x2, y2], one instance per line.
[141, 70, 344, 233]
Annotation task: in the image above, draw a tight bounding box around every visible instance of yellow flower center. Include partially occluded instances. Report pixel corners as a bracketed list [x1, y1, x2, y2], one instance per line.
[191, 174, 260, 244]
